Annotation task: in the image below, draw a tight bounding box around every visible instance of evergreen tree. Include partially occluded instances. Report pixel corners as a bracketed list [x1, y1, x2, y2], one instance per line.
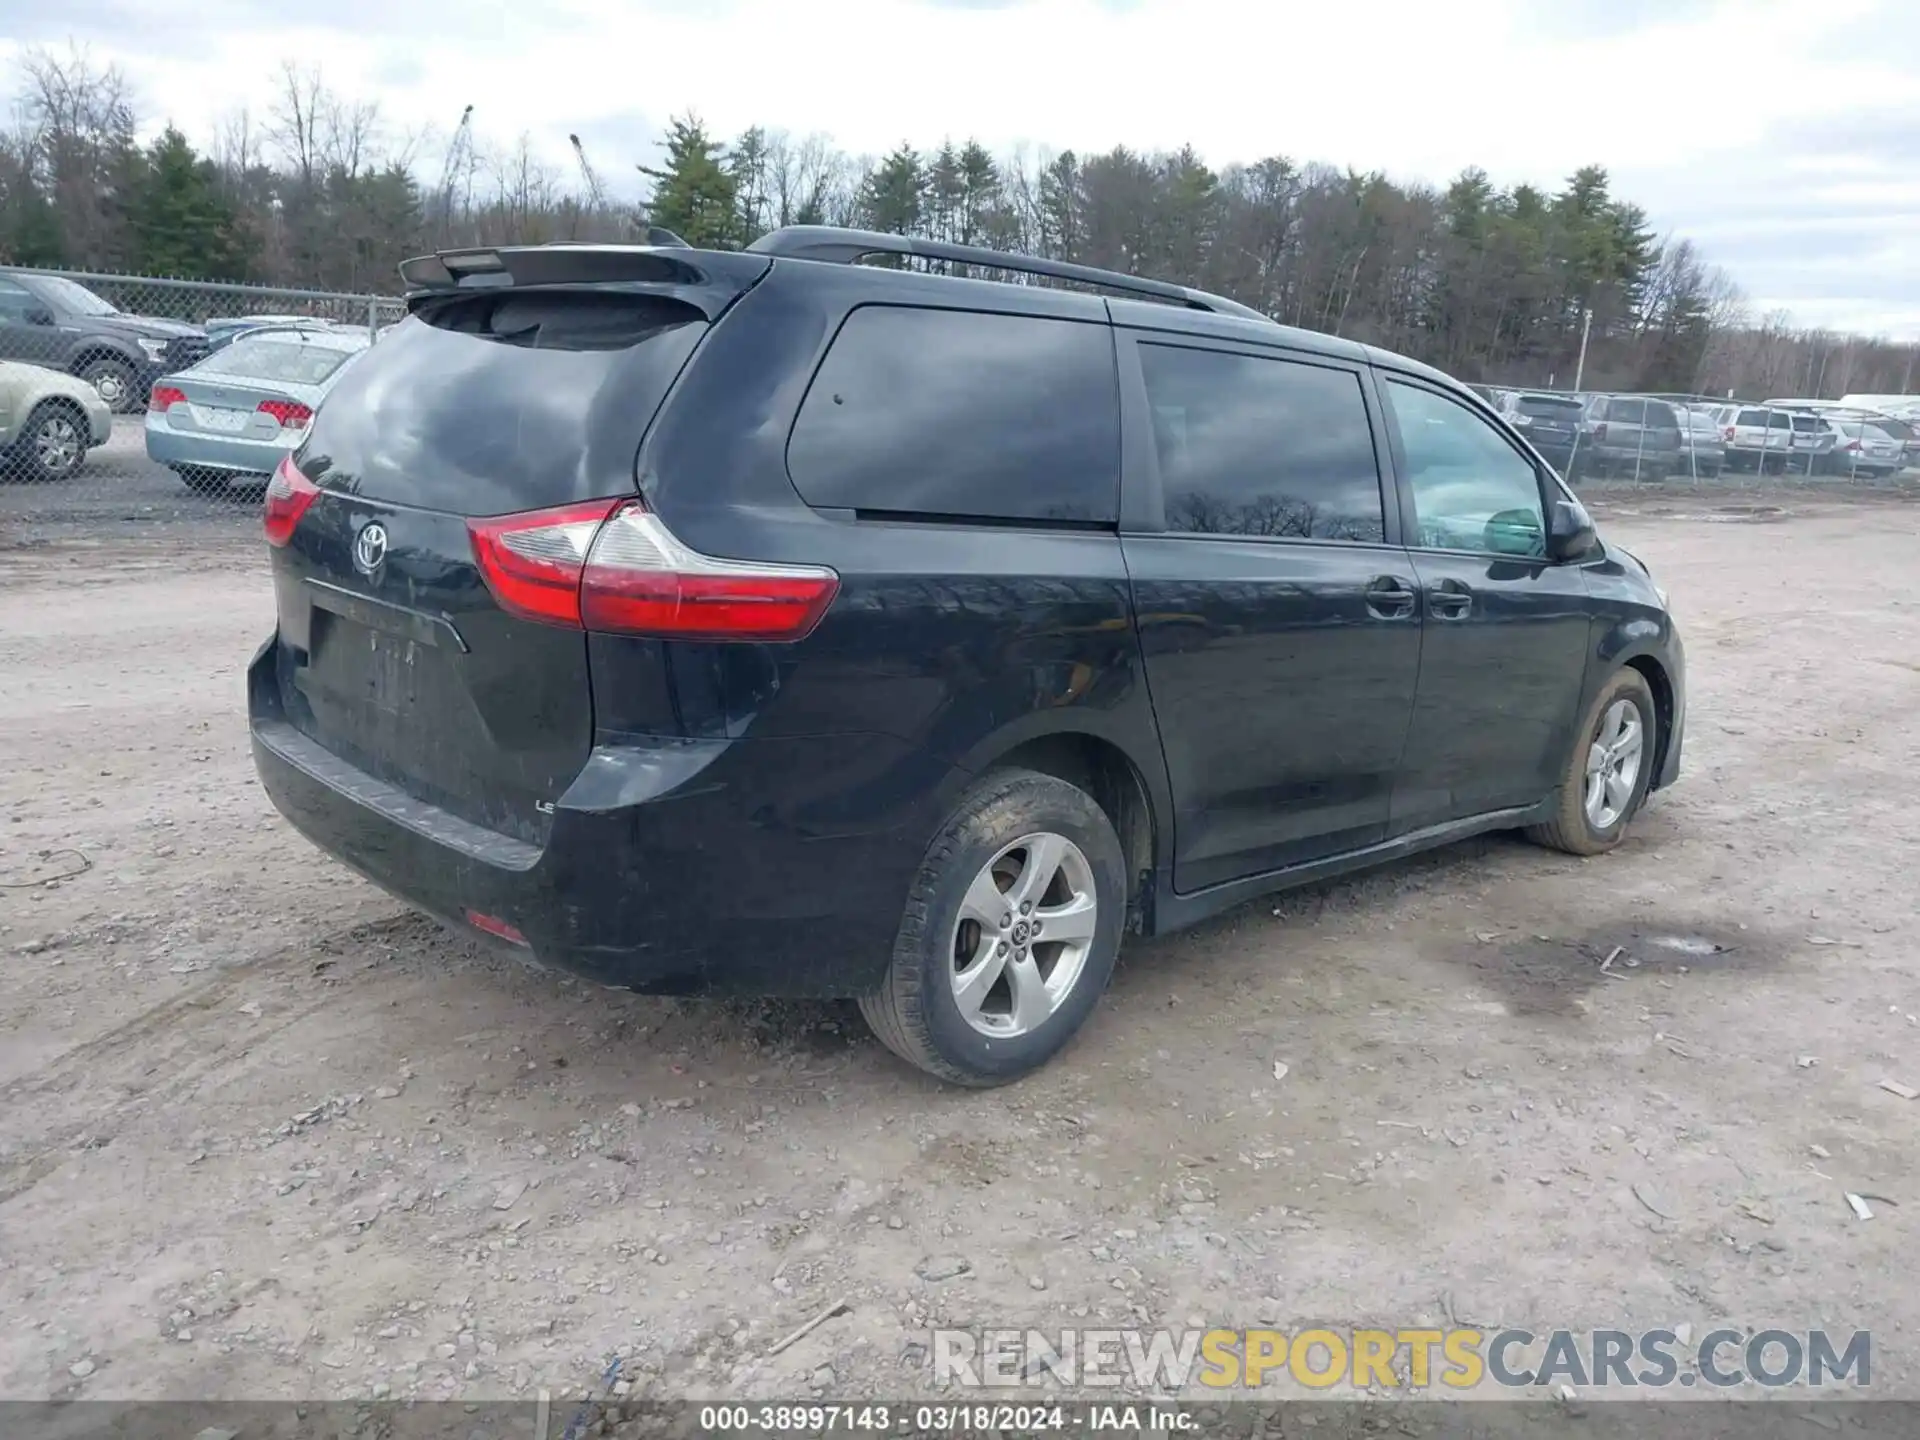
[640, 116, 739, 249]
[859, 144, 925, 236]
[128, 127, 251, 278]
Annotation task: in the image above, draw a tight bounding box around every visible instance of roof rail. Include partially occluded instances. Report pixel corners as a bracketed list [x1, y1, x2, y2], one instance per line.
[746, 225, 1270, 324]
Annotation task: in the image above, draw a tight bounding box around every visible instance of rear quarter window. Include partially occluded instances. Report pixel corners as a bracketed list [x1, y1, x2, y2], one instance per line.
[786, 306, 1120, 524]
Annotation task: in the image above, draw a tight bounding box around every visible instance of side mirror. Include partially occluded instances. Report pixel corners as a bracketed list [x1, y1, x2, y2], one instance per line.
[1484, 507, 1546, 557]
[24, 306, 55, 326]
[1545, 494, 1599, 562]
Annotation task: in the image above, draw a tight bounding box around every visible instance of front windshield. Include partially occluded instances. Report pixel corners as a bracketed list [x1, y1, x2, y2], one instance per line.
[35, 276, 121, 317]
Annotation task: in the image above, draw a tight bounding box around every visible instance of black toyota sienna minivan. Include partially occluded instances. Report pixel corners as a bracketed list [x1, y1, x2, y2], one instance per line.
[249, 227, 1686, 1086]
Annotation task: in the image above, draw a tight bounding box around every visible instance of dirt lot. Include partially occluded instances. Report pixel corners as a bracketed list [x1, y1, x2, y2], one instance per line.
[1, 486, 1916, 1408]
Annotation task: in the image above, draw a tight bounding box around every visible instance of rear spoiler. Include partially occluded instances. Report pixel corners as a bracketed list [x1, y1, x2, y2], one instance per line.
[397, 243, 771, 321]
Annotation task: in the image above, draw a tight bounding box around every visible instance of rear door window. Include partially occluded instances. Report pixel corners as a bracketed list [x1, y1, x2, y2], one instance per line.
[1136, 344, 1385, 542]
[786, 306, 1120, 524]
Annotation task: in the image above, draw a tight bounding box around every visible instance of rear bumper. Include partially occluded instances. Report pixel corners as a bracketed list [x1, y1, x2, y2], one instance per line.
[248, 637, 947, 997]
[145, 416, 295, 476]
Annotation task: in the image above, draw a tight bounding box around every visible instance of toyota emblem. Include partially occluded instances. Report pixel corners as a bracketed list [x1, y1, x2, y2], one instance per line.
[353, 522, 388, 576]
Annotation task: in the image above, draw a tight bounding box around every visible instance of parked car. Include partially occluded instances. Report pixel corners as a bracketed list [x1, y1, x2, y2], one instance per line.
[0, 360, 113, 482]
[1670, 404, 1726, 477]
[146, 326, 370, 491]
[248, 228, 1686, 1085]
[1493, 391, 1584, 473]
[1712, 405, 1795, 471]
[1573, 394, 1683, 480]
[0, 268, 209, 413]
[204, 314, 331, 354]
[1782, 411, 1838, 471]
[1773, 402, 1920, 469]
[1823, 419, 1907, 477]
[1836, 393, 1920, 421]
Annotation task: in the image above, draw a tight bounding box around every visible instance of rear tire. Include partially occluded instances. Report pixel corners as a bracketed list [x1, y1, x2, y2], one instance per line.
[859, 767, 1127, 1086]
[1526, 668, 1657, 856]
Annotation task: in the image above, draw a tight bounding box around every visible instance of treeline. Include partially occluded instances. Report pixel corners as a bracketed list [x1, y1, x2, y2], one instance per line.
[2, 47, 1913, 401]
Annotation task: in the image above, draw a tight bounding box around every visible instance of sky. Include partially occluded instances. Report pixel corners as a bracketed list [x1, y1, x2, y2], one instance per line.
[3, 0, 1918, 339]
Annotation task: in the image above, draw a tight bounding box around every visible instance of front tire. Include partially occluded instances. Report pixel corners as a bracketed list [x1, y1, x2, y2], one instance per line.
[860, 767, 1127, 1086]
[19, 404, 88, 482]
[78, 356, 141, 414]
[1527, 669, 1657, 856]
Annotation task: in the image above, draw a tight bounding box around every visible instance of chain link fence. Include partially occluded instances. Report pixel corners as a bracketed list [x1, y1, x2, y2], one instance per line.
[0, 266, 404, 539]
[3, 262, 1916, 548]
[1475, 383, 1920, 488]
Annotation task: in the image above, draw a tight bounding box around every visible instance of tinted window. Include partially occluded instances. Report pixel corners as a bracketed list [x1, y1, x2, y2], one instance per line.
[787, 306, 1119, 523]
[1386, 380, 1546, 558]
[1767, 413, 1793, 431]
[299, 291, 708, 515]
[1517, 395, 1582, 418]
[1736, 408, 1770, 426]
[1138, 344, 1383, 542]
[1644, 401, 1679, 427]
[0, 279, 31, 317]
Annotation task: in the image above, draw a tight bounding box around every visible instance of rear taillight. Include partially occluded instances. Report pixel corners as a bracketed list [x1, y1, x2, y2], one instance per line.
[149, 384, 186, 411]
[465, 500, 614, 628]
[1845, 439, 1861, 452]
[1593, 423, 1608, 442]
[263, 453, 321, 547]
[257, 399, 314, 429]
[1723, 426, 1736, 441]
[467, 498, 841, 642]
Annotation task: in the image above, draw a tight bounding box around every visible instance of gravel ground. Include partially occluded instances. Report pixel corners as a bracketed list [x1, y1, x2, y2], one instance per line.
[0, 482, 1916, 1409]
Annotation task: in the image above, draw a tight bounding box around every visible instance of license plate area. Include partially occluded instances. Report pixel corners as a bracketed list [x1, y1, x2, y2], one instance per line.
[192, 404, 252, 433]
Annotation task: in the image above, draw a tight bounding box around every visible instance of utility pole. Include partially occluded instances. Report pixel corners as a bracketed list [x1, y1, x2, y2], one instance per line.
[1573, 307, 1593, 392]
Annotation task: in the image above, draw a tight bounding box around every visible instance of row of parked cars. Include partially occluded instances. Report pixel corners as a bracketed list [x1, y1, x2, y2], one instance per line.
[0, 265, 375, 486]
[1467, 385, 1920, 482]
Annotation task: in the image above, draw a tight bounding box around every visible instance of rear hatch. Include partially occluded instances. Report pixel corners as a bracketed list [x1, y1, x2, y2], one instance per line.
[1511, 394, 1582, 447]
[262, 245, 769, 846]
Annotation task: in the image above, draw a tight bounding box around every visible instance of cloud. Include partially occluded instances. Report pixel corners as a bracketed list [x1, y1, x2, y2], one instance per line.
[2, 0, 1917, 335]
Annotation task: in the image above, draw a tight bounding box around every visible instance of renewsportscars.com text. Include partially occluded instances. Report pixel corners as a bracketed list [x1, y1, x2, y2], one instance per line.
[933, 1327, 1871, 1391]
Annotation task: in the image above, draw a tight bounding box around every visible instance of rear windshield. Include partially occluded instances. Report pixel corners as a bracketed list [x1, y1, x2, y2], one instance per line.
[297, 290, 705, 515]
[1517, 396, 1581, 417]
[1735, 409, 1769, 425]
[198, 338, 358, 386]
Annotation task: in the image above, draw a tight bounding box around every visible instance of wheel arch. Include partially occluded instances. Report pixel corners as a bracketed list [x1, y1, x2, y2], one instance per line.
[950, 722, 1169, 937]
[1621, 652, 1676, 789]
[68, 342, 141, 374]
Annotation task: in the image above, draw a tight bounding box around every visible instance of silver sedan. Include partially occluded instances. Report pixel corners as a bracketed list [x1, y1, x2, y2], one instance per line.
[144, 325, 372, 491]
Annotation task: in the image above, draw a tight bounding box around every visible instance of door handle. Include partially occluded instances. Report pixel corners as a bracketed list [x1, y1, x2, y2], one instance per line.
[1428, 581, 1473, 619]
[1364, 577, 1417, 619]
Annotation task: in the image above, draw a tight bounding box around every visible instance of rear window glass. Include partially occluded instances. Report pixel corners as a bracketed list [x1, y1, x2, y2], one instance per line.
[1602, 398, 1645, 423]
[1736, 409, 1770, 425]
[787, 306, 1119, 524]
[297, 291, 706, 515]
[1517, 396, 1582, 417]
[198, 338, 357, 386]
